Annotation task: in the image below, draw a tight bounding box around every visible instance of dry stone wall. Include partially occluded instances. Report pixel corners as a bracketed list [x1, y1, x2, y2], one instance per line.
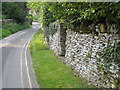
[45, 21, 66, 56]
[44, 22, 120, 88]
[65, 29, 119, 88]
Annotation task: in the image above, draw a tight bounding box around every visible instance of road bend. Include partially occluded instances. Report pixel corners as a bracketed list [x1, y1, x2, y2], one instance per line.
[0, 23, 40, 88]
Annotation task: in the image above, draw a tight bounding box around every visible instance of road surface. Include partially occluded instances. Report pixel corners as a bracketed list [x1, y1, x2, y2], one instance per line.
[0, 22, 40, 88]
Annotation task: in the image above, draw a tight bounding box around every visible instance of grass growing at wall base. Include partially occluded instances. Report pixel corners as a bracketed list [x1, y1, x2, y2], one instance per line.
[30, 29, 94, 88]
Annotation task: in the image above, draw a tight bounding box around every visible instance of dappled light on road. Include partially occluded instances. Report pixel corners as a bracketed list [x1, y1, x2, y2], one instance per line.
[32, 22, 41, 29]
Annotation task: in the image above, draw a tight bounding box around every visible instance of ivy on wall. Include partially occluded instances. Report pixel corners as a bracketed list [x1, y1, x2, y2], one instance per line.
[96, 41, 120, 88]
[48, 22, 58, 35]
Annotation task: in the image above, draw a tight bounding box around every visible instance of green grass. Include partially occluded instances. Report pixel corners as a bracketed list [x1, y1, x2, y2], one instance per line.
[0, 28, 11, 39]
[30, 29, 95, 88]
[0, 22, 31, 39]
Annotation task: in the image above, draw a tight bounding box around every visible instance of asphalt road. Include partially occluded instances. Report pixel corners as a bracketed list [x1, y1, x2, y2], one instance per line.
[0, 22, 40, 88]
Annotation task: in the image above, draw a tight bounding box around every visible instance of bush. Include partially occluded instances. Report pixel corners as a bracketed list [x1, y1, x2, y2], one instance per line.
[27, 2, 120, 31]
[0, 28, 12, 39]
[2, 2, 31, 24]
[0, 22, 31, 39]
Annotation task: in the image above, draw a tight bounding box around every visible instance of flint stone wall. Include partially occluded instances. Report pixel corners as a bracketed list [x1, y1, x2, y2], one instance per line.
[65, 29, 119, 88]
[44, 21, 66, 56]
[44, 22, 120, 88]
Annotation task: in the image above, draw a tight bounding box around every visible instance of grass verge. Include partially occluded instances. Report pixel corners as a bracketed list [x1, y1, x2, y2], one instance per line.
[0, 22, 31, 39]
[30, 29, 94, 88]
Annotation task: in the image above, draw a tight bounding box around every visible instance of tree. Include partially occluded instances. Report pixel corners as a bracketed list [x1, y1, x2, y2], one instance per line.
[27, 2, 120, 32]
[2, 2, 29, 24]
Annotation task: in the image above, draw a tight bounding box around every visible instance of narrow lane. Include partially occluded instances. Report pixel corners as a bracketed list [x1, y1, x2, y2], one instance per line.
[1, 22, 40, 88]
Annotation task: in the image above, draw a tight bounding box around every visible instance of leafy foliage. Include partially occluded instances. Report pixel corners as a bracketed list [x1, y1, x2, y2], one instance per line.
[0, 22, 30, 39]
[96, 41, 120, 88]
[2, 2, 31, 24]
[27, 2, 120, 30]
[97, 41, 120, 63]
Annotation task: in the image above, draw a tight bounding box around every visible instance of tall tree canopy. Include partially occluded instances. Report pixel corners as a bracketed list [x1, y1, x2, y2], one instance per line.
[2, 2, 29, 24]
[27, 2, 120, 27]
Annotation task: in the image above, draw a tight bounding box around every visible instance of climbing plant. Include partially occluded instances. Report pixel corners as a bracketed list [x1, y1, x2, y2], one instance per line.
[96, 40, 120, 88]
